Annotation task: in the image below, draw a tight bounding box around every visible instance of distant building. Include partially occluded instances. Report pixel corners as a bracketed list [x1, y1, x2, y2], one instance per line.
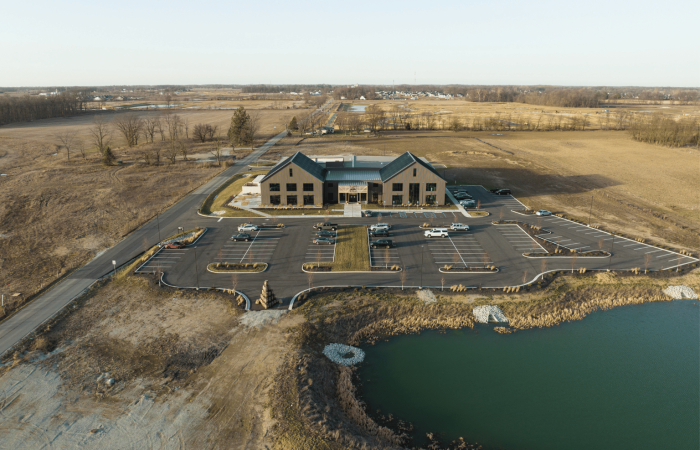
[259, 152, 446, 206]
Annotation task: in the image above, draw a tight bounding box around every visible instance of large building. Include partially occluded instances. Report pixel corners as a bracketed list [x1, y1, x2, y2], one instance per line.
[259, 151, 447, 206]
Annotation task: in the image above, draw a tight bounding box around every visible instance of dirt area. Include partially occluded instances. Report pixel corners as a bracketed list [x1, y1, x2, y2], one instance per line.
[270, 130, 699, 252]
[0, 273, 303, 449]
[0, 108, 304, 318]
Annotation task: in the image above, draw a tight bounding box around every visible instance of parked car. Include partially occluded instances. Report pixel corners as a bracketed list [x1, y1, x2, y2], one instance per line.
[162, 242, 184, 249]
[535, 210, 552, 216]
[490, 188, 511, 195]
[230, 233, 252, 242]
[238, 224, 259, 232]
[314, 222, 338, 231]
[370, 239, 393, 249]
[424, 228, 449, 238]
[313, 237, 335, 245]
[370, 223, 392, 231]
[316, 230, 335, 237]
[459, 200, 477, 208]
[370, 229, 390, 237]
[453, 192, 470, 200]
[362, 210, 373, 217]
[450, 223, 470, 231]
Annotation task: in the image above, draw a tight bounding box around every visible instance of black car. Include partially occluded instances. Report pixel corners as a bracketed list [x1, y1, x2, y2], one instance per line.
[231, 232, 252, 242]
[490, 188, 511, 195]
[369, 229, 390, 237]
[370, 239, 393, 249]
[316, 230, 335, 238]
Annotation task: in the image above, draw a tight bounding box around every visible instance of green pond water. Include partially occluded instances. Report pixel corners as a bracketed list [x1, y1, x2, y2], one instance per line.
[357, 301, 699, 449]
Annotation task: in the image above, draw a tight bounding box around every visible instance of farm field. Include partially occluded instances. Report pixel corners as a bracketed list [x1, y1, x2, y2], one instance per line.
[274, 130, 699, 251]
[0, 108, 302, 318]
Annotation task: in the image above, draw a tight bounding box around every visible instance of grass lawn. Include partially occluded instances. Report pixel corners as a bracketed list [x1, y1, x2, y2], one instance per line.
[208, 262, 266, 273]
[310, 225, 370, 271]
[468, 210, 489, 217]
[201, 170, 268, 217]
[257, 209, 344, 216]
[362, 202, 457, 210]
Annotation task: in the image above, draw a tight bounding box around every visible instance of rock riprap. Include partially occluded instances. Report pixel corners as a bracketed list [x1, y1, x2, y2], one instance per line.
[473, 305, 509, 323]
[663, 285, 698, 300]
[323, 344, 365, 366]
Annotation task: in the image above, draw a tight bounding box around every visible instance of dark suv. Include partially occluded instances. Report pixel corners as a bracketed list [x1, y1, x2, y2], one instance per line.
[490, 188, 511, 195]
[369, 229, 390, 237]
[370, 239, 393, 249]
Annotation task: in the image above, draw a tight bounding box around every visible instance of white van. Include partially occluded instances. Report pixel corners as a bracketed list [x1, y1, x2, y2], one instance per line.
[424, 228, 449, 238]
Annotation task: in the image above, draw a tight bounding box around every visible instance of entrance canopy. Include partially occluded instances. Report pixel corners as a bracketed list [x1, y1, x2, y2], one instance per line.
[338, 181, 368, 194]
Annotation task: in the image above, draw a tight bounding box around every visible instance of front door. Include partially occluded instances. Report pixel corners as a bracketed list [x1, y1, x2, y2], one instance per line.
[409, 183, 420, 204]
[348, 194, 358, 203]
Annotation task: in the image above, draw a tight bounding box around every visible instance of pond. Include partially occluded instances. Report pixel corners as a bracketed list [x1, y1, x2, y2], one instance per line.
[357, 300, 699, 449]
[349, 105, 367, 112]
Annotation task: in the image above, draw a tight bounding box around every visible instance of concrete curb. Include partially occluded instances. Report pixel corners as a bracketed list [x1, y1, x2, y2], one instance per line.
[301, 265, 401, 274]
[438, 267, 499, 274]
[207, 263, 269, 274]
[521, 253, 611, 259]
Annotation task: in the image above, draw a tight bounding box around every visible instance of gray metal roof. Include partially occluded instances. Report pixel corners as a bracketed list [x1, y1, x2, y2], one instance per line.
[379, 151, 444, 182]
[260, 152, 326, 183]
[325, 170, 381, 181]
[337, 181, 367, 186]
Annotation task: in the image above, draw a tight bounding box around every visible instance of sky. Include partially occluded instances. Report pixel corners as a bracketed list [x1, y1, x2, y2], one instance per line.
[1, 0, 698, 87]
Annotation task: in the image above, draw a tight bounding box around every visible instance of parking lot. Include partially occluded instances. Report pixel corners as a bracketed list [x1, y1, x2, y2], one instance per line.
[496, 225, 547, 253]
[306, 229, 336, 265]
[215, 228, 283, 264]
[425, 231, 492, 269]
[136, 247, 190, 274]
[368, 229, 401, 268]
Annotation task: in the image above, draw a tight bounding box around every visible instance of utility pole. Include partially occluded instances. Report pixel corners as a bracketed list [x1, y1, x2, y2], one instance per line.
[588, 196, 593, 226]
[608, 233, 615, 271]
[194, 246, 200, 290]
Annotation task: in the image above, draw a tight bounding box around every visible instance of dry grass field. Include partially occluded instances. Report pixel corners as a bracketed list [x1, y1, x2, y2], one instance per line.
[276, 130, 699, 251]
[0, 108, 304, 317]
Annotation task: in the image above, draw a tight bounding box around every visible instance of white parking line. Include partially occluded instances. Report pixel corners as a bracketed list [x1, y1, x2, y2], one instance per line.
[645, 249, 664, 254]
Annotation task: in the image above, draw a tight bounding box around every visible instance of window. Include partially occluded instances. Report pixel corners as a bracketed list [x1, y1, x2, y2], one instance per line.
[327, 183, 334, 188]
[413, 168, 417, 177]
[392, 183, 403, 191]
[426, 183, 437, 192]
[286, 195, 297, 205]
[303, 195, 315, 205]
[392, 195, 403, 205]
[339, 193, 346, 202]
[303, 183, 314, 192]
[425, 195, 437, 205]
[270, 195, 281, 205]
[372, 192, 378, 202]
[286, 183, 297, 191]
[269, 183, 280, 192]
[289, 168, 293, 177]
[373, 183, 378, 187]
[360, 193, 366, 202]
[327, 192, 334, 202]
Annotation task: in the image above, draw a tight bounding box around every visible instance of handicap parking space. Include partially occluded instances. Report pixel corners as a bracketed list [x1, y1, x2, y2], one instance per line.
[426, 232, 492, 268]
[496, 226, 547, 253]
[136, 248, 189, 274]
[215, 228, 283, 264]
[306, 229, 337, 264]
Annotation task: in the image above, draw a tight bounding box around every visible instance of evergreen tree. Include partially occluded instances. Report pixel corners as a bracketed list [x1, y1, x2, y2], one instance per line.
[288, 116, 298, 131]
[102, 145, 116, 166]
[228, 106, 250, 146]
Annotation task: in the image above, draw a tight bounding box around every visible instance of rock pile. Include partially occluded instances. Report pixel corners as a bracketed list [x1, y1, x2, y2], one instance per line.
[257, 280, 279, 309]
[473, 305, 509, 323]
[323, 343, 365, 366]
[663, 285, 698, 300]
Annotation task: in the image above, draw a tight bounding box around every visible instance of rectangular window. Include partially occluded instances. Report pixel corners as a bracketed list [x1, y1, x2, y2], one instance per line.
[392, 183, 403, 191]
[413, 168, 417, 177]
[360, 193, 367, 202]
[327, 183, 334, 188]
[289, 168, 293, 177]
[269, 183, 280, 192]
[373, 183, 378, 187]
[425, 195, 437, 205]
[327, 192, 334, 202]
[303, 183, 314, 192]
[303, 195, 314, 205]
[286, 183, 297, 192]
[426, 183, 437, 192]
[392, 195, 403, 205]
[270, 195, 281, 205]
[286, 195, 297, 205]
[339, 193, 346, 202]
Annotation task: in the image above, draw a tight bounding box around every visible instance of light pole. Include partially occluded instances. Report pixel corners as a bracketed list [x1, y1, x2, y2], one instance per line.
[156, 212, 162, 243]
[112, 260, 116, 278]
[608, 233, 615, 271]
[588, 196, 593, 226]
[193, 246, 200, 290]
[420, 245, 424, 288]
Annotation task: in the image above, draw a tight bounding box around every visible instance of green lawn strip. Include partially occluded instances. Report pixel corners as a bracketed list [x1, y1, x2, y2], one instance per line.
[467, 210, 489, 217]
[258, 209, 344, 216]
[361, 201, 458, 210]
[208, 262, 266, 273]
[331, 225, 370, 271]
[201, 170, 268, 215]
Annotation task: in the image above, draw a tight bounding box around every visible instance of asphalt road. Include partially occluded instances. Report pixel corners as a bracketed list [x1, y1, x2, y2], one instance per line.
[0, 130, 289, 357]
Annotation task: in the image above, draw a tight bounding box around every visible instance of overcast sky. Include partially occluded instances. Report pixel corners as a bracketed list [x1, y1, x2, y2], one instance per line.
[2, 0, 698, 87]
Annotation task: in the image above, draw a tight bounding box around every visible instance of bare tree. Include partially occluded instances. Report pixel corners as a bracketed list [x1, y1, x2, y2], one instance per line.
[56, 130, 77, 160]
[184, 118, 190, 139]
[114, 113, 144, 147]
[400, 268, 407, 290]
[571, 253, 578, 273]
[89, 116, 111, 156]
[144, 117, 159, 143]
[211, 137, 224, 166]
[246, 113, 260, 148]
[193, 123, 208, 143]
[644, 253, 652, 274]
[76, 140, 87, 159]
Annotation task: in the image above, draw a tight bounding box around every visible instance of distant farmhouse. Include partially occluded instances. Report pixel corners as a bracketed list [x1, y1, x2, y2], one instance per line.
[259, 152, 446, 206]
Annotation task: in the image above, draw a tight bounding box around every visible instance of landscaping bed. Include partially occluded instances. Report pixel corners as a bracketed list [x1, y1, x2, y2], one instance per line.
[440, 265, 498, 273]
[207, 262, 267, 273]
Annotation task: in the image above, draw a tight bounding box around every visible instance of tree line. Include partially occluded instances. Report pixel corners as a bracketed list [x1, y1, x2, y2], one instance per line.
[628, 114, 699, 147]
[0, 92, 86, 126]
